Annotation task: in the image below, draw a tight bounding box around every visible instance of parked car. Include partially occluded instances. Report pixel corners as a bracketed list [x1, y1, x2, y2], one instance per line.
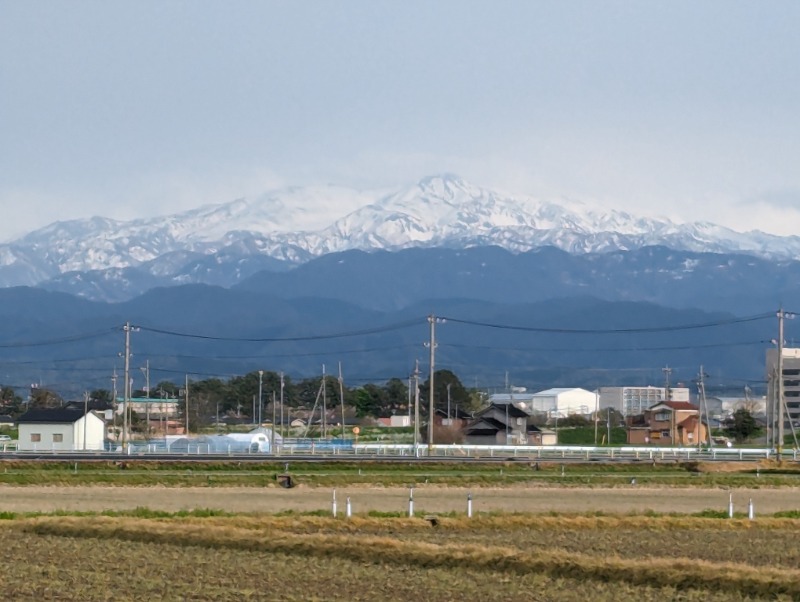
[0, 434, 12, 442]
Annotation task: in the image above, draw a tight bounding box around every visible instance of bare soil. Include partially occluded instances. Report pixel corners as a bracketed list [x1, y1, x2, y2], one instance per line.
[2, 484, 799, 514]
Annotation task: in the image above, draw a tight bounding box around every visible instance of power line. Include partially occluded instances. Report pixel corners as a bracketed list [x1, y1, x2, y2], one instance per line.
[137, 318, 424, 342]
[440, 339, 770, 353]
[440, 312, 773, 334]
[0, 327, 119, 348]
[136, 344, 418, 361]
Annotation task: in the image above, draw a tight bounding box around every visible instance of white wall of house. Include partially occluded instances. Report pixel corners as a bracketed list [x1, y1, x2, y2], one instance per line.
[18, 414, 105, 451]
[532, 388, 598, 416]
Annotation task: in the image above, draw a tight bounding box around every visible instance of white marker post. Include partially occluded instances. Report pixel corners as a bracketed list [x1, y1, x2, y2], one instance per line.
[408, 487, 414, 517]
[728, 493, 734, 518]
[332, 489, 337, 518]
[467, 492, 473, 518]
[346, 497, 352, 518]
[748, 498, 755, 521]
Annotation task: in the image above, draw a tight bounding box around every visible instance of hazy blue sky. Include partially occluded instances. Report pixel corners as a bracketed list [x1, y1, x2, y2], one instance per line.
[2, 1, 799, 241]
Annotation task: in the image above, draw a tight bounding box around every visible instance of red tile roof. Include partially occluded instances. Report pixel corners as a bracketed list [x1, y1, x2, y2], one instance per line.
[657, 401, 698, 411]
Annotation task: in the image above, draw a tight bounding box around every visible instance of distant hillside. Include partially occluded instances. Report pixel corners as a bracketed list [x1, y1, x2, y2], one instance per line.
[0, 286, 776, 399]
[234, 245, 796, 315]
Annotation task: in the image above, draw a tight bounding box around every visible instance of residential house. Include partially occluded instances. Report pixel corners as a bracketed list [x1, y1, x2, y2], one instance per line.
[627, 401, 708, 446]
[464, 403, 555, 445]
[16, 407, 106, 451]
[433, 407, 472, 430]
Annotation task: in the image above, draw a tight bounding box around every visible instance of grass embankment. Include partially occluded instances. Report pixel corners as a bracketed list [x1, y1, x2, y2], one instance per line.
[2, 512, 800, 600]
[0, 458, 798, 487]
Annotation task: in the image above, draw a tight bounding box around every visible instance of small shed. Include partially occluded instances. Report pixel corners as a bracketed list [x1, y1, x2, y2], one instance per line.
[16, 407, 105, 451]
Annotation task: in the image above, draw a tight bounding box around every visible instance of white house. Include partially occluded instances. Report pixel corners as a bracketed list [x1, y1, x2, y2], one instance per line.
[16, 408, 106, 451]
[531, 388, 598, 416]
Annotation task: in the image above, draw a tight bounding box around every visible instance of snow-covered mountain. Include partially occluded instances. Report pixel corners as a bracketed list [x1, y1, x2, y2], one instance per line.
[2, 174, 799, 294]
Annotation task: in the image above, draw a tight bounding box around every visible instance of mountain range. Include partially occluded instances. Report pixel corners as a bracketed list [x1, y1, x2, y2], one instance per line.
[0, 174, 793, 396]
[4, 174, 800, 300]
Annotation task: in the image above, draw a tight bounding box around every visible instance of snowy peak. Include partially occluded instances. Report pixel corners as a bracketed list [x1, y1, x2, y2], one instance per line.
[3, 174, 800, 292]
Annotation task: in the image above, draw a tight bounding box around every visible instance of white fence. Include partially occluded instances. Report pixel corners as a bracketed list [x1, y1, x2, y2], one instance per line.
[347, 444, 775, 461]
[2, 440, 783, 461]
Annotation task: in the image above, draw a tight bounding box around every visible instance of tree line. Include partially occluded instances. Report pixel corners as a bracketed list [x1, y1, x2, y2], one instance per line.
[0, 369, 482, 426]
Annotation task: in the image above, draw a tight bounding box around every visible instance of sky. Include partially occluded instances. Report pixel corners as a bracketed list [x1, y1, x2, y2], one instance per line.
[1, 1, 800, 242]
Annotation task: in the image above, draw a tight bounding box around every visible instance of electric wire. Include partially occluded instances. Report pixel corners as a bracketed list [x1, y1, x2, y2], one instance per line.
[136, 318, 424, 342]
[440, 312, 773, 334]
[439, 339, 770, 353]
[0, 327, 120, 348]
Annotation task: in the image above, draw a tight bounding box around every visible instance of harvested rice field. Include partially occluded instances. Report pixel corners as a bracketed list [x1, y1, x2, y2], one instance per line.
[1, 514, 799, 601]
[2, 483, 800, 515]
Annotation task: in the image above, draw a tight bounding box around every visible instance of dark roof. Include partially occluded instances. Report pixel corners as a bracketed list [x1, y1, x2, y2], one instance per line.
[16, 407, 88, 424]
[64, 400, 113, 412]
[0, 414, 14, 423]
[435, 408, 472, 419]
[477, 403, 529, 419]
[464, 416, 510, 436]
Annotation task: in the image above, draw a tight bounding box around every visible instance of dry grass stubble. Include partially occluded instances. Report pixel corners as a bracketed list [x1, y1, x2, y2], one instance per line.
[19, 516, 800, 599]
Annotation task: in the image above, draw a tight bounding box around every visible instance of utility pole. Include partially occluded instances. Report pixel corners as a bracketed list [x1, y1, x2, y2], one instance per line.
[413, 360, 420, 457]
[338, 362, 345, 440]
[141, 360, 150, 439]
[122, 322, 132, 452]
[184, 374, 189, 435]
[505, 402, 509, 444]
[257, 370, 263, 427]
[447, 383, 452, 423]
[83, 390, 89, 451]
[407, 375, 413, 424]
[279, 372, 285, 441]
[662, 366, 672, 401]
[695, 366, 710, 451]
[271, 391, 277, 454]
[426, 315, 441, 451]
[322, 364, 327, 439]
[663, 365, 675, 446]
[111, 369, 118, 447]
[777, 308, 788, 462]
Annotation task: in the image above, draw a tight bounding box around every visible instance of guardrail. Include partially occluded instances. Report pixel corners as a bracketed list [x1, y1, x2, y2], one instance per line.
[1, 441, 786, 461]
[346, 444, 776, 462]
